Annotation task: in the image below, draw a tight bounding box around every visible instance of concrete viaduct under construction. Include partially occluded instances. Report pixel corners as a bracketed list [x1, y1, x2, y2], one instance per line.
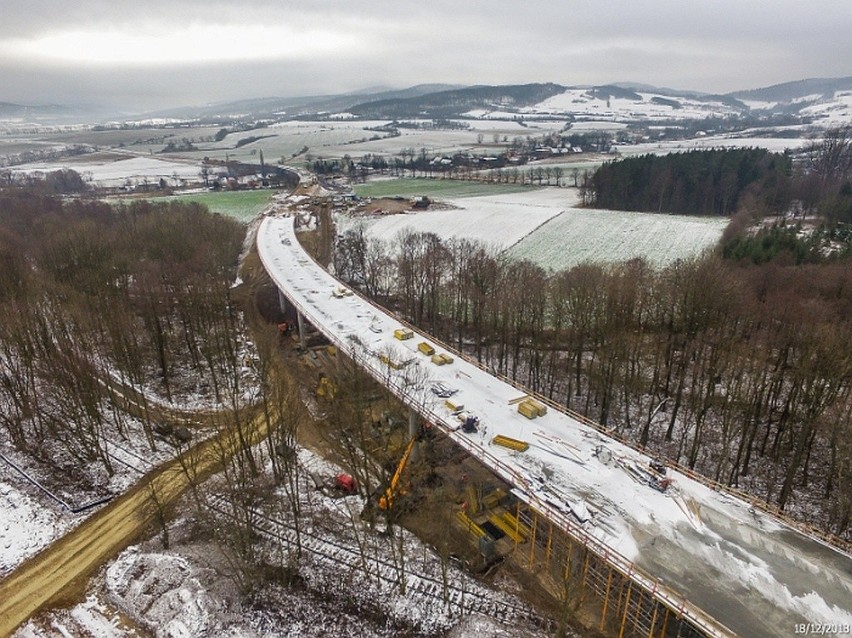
[258, 212, 852, 638]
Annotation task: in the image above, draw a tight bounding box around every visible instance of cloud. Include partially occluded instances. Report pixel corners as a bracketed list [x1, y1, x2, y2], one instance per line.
[0, 23, 364, 66]
[1, 0, 850, 110]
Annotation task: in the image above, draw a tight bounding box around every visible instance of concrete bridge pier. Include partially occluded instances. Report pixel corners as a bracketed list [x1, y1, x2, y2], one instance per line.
[296, 310, 307, 350]
[277, 289, 287, 314]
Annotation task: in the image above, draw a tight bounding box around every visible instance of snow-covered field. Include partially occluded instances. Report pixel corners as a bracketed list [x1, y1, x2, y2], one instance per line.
[341, 188, 573, 252]
[614, 133, 810, 156]
[507, 207, 726, 270]
[343, 186, 725, 270]
[520, 88, 741, 121]
[8, 155, 201, 187]
[799, 91, 852, 126]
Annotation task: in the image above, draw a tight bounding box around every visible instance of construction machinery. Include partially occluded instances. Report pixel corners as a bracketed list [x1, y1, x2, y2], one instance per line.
[460, 414, 479, 433]
[316, 373, 336, 400]
[334, 473, 358, 494]
[378, 438, 416, 510]
[310, 471, 359, 496]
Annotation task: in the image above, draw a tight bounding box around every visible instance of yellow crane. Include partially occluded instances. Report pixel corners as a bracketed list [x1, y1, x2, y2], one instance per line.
[378, 438, 416, 510]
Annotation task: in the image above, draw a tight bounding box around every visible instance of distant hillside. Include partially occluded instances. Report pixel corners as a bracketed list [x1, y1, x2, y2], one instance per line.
[614, 83, 747, 110]
[342, 82, 749, 122]
[729, 76, 852, 104]
[144, 84, 464, 121]
[0, 101, 84, 120]
[7, 75, 852, 128]
[348, 83, 566, 118]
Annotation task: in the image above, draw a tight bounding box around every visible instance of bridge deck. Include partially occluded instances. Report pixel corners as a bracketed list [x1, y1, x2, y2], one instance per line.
[258, 214, 852, 638]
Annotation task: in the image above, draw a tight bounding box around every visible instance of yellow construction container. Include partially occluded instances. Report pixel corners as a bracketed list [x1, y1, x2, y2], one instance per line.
[445, 398, 464, 412]
[393, 328, 414, 340]
[378, 353, 404, 370]
[417, 341, 435, 356]
[431, 353, 454, 365]
[528, 398, 547, 416]
[518, 399, 539, 419]
[492, 434, 530, 452]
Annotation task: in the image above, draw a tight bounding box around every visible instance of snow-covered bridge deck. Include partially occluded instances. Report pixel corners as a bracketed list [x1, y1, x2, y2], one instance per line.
[257, 214, 852, 638]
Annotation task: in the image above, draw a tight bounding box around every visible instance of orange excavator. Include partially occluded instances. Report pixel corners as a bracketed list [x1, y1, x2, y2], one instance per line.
[378, 438, 416, 510]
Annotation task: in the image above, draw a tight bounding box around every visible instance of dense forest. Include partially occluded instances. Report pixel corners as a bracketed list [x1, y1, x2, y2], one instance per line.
[591, 126, 852, 226]
[590, 148, 792, 215]
[0, 193, 247, 475]
[334, 227, 852, 541]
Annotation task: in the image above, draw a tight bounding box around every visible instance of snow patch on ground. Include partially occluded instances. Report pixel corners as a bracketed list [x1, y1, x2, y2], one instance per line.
[15, 592, 136, 638]
[106, 548, 215, 638]
[0, 478, 70, 576]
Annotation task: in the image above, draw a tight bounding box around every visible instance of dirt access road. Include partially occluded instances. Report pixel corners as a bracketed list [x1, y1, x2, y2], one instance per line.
[0, 407, 271, 638]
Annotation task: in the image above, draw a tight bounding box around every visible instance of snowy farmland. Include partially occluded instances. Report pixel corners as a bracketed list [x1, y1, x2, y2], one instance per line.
[507, 207, 727, 270]
[343, 187, 726, 270]
[518, 88, 742, 121]
[342, 188, 571, 252]
[613, 133, 811, 156]
[8, 155, 201, 188]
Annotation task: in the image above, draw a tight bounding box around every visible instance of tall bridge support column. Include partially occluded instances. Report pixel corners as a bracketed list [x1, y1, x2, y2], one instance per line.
[278, 289, 287, 314]
[408, 408, 419, 462]
[296, 310, 307, 350]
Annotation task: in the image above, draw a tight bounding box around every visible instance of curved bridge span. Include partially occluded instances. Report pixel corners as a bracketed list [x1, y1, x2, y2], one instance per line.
[258, 214, 852, 638]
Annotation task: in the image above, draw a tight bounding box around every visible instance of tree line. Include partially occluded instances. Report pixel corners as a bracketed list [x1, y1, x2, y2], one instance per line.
[591, 126, 852, 226]
[590, 147, 792, 215]
[334, 226, 852, 540]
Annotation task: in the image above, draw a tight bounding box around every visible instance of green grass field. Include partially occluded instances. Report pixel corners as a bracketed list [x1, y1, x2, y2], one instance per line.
[155, 190, 277, 221]
[354, 178, 539, 199]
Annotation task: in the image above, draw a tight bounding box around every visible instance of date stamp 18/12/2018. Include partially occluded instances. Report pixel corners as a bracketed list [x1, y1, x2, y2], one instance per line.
[794, 623, 851, 636]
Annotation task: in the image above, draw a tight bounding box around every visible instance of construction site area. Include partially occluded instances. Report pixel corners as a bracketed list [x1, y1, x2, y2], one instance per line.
[275, 320, 688, 638]
[257, 206, 852, 638]
[274, 296, 741, 638]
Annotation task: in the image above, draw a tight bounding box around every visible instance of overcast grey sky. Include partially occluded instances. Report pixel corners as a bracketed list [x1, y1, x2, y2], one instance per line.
[1, 0, 851, 111]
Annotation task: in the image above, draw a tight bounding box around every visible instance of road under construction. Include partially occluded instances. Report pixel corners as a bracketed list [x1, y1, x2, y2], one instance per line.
[257, 212, 852, 638]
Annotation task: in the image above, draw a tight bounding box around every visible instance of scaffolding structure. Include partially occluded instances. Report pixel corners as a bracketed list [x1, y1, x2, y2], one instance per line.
[509, 503, 709, 638]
